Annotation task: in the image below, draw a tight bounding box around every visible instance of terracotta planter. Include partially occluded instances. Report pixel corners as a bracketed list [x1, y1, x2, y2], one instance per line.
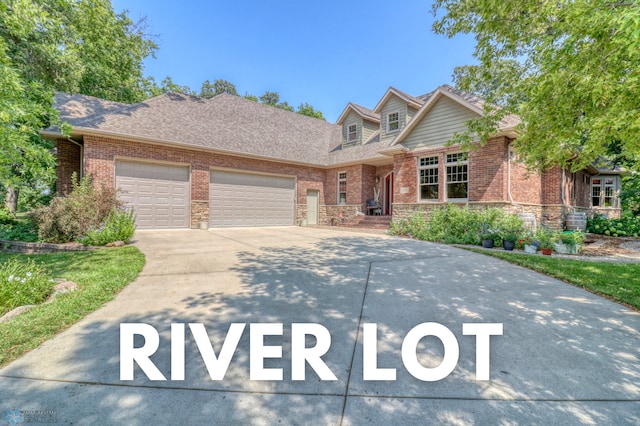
[541, 248, 553, 256]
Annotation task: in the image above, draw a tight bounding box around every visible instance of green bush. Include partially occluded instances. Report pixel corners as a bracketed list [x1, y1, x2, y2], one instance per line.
[0, 209, 39, 242]
[587, 212, 640, 237]
[389, 205, 522, 245]
[31, 175, 125, 243]
[82, 208, 136, 246]
[0, 258, 53, 316]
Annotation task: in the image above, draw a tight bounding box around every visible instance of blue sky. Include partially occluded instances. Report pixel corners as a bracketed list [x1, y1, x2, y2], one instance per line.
[111, 0, 477, 122]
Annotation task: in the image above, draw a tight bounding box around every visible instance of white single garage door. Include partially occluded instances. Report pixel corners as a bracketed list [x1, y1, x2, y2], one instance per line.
[210, 170, 295, 227]
[115, 160, 190, 229]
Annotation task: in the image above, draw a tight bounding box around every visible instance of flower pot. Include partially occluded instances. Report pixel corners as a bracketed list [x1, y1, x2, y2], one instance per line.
[481, 239, 494, 248]
[541, 248, 553, 256]
[503, 240, 516, 251]
[553, 242, 578, 254]
[524, 244, 537, 254]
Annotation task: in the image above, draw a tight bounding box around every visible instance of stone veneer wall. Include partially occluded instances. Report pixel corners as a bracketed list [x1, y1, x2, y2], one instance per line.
[391, 202, 585, 230]
[191, 201, 209, 228]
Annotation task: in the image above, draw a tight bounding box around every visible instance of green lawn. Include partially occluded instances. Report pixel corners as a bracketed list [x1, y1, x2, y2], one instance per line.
[464, 248, 640, 311]
[0, 246, 145, 367]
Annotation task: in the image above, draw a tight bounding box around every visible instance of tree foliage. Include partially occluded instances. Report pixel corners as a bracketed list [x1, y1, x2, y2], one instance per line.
[199, 79, 238, 98]
[432, 0, 640, 172]
[297, 102, 326, 121]
[0, 0, 157, 210]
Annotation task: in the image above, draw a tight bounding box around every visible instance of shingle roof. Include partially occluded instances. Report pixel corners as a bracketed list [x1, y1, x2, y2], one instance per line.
[53, 93, 130, 128]
[48, 85, 524, 168]
[350, 103, 380, 122]
[54, 93, 343, 166]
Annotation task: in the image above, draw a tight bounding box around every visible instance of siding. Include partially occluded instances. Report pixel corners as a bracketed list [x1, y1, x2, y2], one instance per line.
[342, 111, 362, 145]
[362, 119, 378, 143]
[380, 95, 409, 143]
[402, 95, 480, 150]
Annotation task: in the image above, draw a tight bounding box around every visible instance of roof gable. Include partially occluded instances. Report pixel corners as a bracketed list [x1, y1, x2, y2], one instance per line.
[373, 87, 423, 114]
[336, 102, 380, 124]
[393, 85, 515, 145]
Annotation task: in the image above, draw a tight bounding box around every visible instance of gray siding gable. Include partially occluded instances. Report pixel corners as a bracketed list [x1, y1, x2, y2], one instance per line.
[379, 94, 409, 143]
[402, 95, 481, 150]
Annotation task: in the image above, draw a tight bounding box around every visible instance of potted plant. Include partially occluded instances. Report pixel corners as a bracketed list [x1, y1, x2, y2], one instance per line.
[479, 227, 498, 248]
[553, 230, 584, 255]
[501, 230, 519, 251]
[534, 228, 554, 255]
[517, 235, 538, 254]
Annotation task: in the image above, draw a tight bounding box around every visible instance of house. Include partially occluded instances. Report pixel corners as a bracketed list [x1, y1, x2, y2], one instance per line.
[42, 85, 622, 231]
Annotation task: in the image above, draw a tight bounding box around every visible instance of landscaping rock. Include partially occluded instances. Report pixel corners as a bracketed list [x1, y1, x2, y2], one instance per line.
[0, 305, 36, 323]
[45, 280, 79, 303]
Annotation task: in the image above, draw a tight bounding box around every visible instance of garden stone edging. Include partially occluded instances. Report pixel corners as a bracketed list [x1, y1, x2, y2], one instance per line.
[0, 239, 100, 254]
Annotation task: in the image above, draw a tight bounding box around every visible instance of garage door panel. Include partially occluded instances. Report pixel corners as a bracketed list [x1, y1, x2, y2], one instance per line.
[209, 170, 294, 228]
[116, 160, 190, 229]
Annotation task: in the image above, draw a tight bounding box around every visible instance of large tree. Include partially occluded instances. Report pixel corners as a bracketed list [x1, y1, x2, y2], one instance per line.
[432, 0, 640, 171]
[0, 0, 157, 211]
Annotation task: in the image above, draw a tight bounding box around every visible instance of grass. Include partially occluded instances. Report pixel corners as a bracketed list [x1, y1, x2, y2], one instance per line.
[0, 246, 145, 367]
[464, 247, 640, 311]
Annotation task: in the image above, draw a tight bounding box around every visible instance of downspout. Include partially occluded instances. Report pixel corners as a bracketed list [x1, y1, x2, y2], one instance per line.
[66, 138, 84, 179]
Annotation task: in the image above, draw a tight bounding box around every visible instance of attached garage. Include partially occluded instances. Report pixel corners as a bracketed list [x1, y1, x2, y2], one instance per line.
[210, 170, 295, 227]
[115, 160, 190, 229]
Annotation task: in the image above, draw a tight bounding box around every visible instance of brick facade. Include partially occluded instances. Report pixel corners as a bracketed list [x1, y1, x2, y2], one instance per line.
[56, 139, 82, 195]
[55, 129, 608, 231]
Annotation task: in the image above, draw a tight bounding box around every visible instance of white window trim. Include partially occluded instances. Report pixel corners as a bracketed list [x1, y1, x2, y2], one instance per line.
[417, 156, 439, 202]
[347, 124, 358, 143]
[445, 152, 469, 202]
[386, 111, 400, 133]
[337, 171, 347, 205]
[591, 175, 619, 208]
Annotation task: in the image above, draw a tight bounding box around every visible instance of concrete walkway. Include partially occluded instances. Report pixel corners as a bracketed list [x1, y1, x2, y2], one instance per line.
[1, 227, 639, 425]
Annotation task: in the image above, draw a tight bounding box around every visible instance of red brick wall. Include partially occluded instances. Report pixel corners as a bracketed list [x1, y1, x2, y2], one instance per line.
[468, 137, 507, 202]
[82, 135, 326, 205]
[325, 164, 365, 206]
[56, 139, 81, 195]
[361, 165, 377, 205]
[393, 153, 417, 203]
[542, 166, 563, 204]
[509, 158, 542, 204]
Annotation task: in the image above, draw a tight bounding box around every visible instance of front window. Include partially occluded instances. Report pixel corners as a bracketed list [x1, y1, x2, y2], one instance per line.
[592, 177, 617, 207]
[338, 172, 347, 204]
[419, 156, 439, 201]
[445, 152, 468, 200]
[387, 112, 399, 132]
[347, 124, 357, 142]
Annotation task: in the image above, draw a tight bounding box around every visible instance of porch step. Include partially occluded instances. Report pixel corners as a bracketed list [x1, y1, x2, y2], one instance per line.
[340, 215, 392, 229]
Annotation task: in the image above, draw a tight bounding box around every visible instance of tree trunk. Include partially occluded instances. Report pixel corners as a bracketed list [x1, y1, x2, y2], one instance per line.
[5, 186, 19, 214]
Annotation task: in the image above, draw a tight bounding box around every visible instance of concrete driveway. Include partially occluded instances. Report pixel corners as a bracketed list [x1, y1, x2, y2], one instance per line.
[1, 227, 639, 425]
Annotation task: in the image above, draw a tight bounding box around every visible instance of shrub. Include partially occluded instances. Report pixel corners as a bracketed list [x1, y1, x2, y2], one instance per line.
[0, 208, 39, 242]
[31, 175, 124, 243]
[0, 258, 53, 316]
[389, 211, 429, 240]
[82, 208, 136, 246]
[557, 230, 585, 247]
[587, 212, 640, 237]
[390, 205, 524, 246]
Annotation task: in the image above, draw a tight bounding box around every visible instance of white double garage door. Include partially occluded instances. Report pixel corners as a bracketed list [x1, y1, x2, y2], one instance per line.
[116, 160, 295, 229]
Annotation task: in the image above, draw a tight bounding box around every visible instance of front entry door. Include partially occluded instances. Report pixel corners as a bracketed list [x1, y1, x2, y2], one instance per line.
[306, 190, 319, 225]
[384, 173, 394, 215]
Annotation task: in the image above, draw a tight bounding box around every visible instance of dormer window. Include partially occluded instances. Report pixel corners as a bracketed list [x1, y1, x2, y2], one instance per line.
[387, 112, 399, 132]
[347, 124, 357, 142]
